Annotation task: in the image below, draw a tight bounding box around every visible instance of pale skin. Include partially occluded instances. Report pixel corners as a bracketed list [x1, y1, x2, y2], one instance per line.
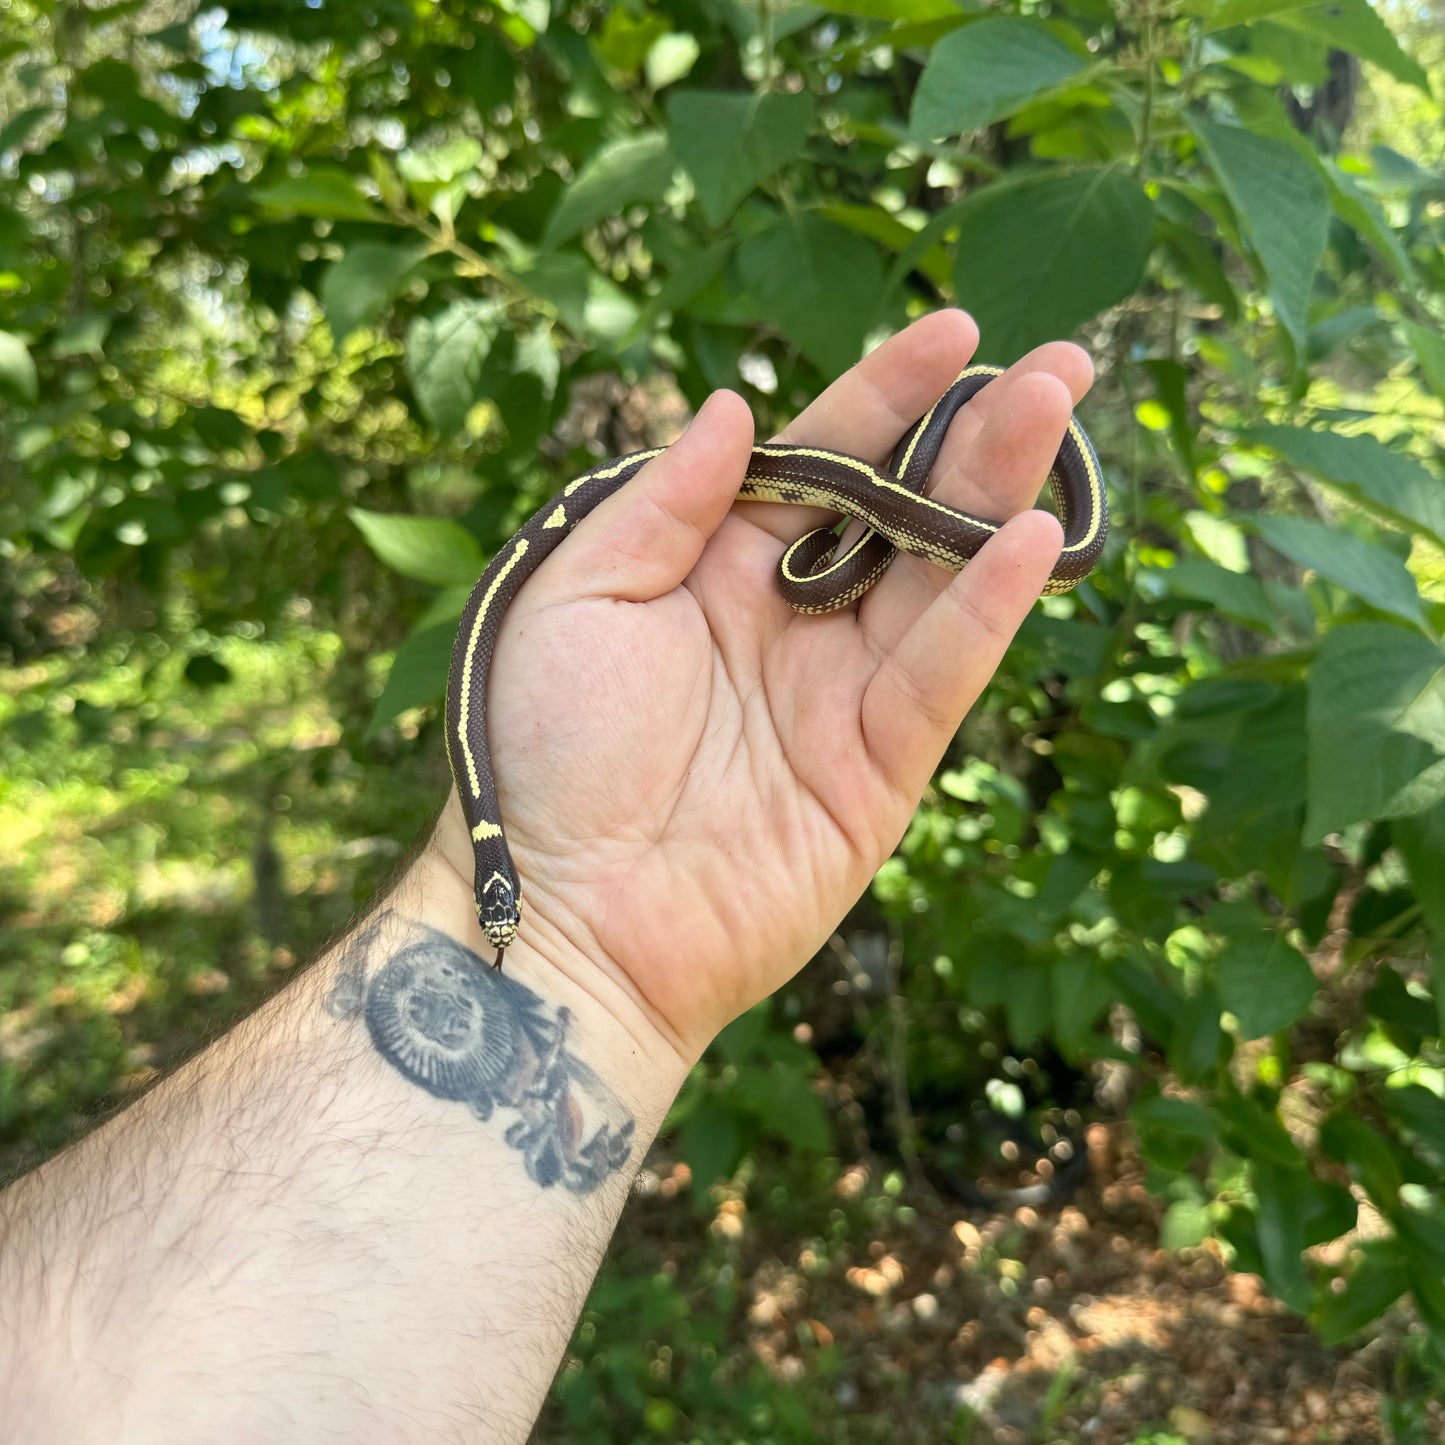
[0, 312, 1092, 1442]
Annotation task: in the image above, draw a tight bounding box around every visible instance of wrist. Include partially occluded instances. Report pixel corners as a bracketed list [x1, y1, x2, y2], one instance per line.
[398, 808, 694, 1128]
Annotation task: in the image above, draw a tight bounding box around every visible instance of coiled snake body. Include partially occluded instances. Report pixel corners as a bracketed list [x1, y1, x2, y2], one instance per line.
[445, 365, 1108, 964]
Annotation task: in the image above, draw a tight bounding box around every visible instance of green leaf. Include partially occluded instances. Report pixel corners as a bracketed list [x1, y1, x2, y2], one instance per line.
[405, 299, 500, 434]
[735, 1065, 832, 1151]
[1160, 1196, 1213, 1250]
[1381, 1084, 1445, 1167]
[1325, 167, 1414, 283]
[0, 104, 49, 154]
[952, 169, 1153, 362]
[1199, 0, 1319, 29]
[1134, 1094, 1218, 1143]
[738, 213, 883, 375]
[822, 0, 962, 16]
[1305, 623, 1445, 841]
[1216, 931, 1316, 1038]
[645, 33, 700, 90]
[1217, 1087, 1301, 1168]
[543, 133, 673, 247]
[676, 1096, 744, 1185]
[1243, 426, 1445, 547]
[366, 622, 454, 738]
[1190, 119, 1328, 355]
[1158, 558, 1275, 630]
[817, 203, 952, 288]
[908, 17, 1088, 140]
[1254, 515, 1425, 625]
[667, 90, 814, 227]
[0, 330, 38, 404]
[321, 241, 428, 345]
[1277, 0, 1430, 91]
[1393, 802, 1445, 1034]
[253, 166, 385, 222]
[52, 313, 110, 358]
[1403, 320, 1445, 399]
[349, 508, 485, 586]
[1319, 1113, 1404, 1206]
[398, 136, 483, 187]
[1253, 1160, 1311, 1311]
[1312, 1240, 1409, 1345]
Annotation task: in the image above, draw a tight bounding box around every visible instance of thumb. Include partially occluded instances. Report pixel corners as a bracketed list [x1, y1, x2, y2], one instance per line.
[562, 390, 755, 604]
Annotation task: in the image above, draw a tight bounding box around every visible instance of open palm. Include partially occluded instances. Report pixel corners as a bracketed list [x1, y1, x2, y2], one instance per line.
[434, 313, 1093, 1061]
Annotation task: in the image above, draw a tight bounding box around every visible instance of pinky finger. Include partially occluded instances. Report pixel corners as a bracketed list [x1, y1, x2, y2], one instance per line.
[859, 511, 1063, 802]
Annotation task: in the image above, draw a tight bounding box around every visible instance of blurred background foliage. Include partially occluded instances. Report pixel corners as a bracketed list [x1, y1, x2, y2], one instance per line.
[2, 0, 1444, 1439]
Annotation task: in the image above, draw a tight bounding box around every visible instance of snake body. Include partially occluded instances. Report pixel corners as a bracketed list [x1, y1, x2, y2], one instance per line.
[444, 365, 1107, 964]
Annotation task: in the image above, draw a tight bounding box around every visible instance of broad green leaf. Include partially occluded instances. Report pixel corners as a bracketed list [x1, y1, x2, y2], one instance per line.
[1142, 357, 1200, 480]
[952, 168, 1152, 362]
[1306, 624, 1445, 841]
[366, 622, 454, 738]
[1243, 426, 1445, 547]
[1312, 1240, 1409, 1345]
[1159, 558, 1275, 630]
[1319, 1113, 1404, 1206]
[1403, 320, 1445, 399]
[645, 33, 700, 89]
[667, 90, 814, 226]
[909, 17, 1088, 140]
[1217, 1087, 1301, 1168]
[0, 330, 38, 404]
[321, 241, 428, 344]
[405, 299, 500, 434]
[1216, 931, 1316, 1038]
[676, 1096, 743, 1185]
[1199, 0, 1318, 29]
[738, 214, 883, 375]
[1394, 803, 1445, 1034]
[1277, 0, 1430, 90]
[1255, 515, 1425, 625]
[398, 137, 483, 187]
[817, 203, 952, 288]
[1325, 167, 1414, 283]
[591, 7, 669, 75]
[0, 104, 48, 154]
[822, 0, 961, 16]
[52, 313, 109, 358]
[734, 1065, 832, 1151]
[1253, 1160, 1311, 1310]
[543, 133, 673, 247]
[349, 508, 485, 586]
[1134, 1094, 1217, 1143]
[1160, 1197, 1213, 1250]
[1190, 119, 1327, 355]
[253, 166, 385, 222]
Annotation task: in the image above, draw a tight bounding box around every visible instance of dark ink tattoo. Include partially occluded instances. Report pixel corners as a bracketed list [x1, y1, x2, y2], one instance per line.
[326, 913, 635, 1194]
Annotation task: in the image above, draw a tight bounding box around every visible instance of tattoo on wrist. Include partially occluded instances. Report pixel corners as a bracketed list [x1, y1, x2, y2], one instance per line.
[325, 911, 635, 1194]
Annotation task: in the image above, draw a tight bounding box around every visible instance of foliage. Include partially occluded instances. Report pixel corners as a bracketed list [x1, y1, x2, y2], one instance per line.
[2, 0, 1444, 1430]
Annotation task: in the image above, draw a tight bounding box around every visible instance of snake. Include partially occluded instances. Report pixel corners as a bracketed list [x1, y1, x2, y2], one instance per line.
[444, 363, 1108, 966]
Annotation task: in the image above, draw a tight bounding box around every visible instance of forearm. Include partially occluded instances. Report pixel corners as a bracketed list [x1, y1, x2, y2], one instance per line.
[0, 816, 689, 1444]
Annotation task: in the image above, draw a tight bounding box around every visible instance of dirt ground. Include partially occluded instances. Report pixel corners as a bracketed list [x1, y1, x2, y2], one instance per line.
[623, 1121, 1439, 1445]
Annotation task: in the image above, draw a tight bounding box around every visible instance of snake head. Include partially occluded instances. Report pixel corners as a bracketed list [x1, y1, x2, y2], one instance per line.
[478, 871, 521, 951]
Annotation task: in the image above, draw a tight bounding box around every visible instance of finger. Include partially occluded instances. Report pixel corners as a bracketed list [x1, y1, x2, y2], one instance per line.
[924, 340, 1095, 489]
[859, 365, 1081, 652]
[860, 510, 1063, 802]
[554, 389, 755, 604]
[738, 310, 981, 546]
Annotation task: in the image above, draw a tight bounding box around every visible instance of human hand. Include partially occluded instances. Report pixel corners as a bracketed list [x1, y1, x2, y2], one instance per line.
[429, 310, 1093, 1067]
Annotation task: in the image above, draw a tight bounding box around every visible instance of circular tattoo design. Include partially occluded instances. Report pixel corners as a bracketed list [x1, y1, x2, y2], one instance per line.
[365, 943, 518, 1103]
